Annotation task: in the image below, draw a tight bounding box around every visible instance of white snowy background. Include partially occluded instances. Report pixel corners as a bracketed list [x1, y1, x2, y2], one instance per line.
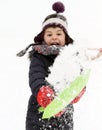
[0, 0, 102, 130]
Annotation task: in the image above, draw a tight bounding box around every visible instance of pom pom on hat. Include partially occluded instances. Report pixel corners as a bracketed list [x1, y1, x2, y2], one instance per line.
[34, 1, 73, 44]
[42, 2, 66, 31]
[52, 1, 65, 13]
[17, 1, 73, 58]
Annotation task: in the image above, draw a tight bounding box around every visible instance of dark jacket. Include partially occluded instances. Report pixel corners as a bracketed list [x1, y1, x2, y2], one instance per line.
[26, 50, 74, 130]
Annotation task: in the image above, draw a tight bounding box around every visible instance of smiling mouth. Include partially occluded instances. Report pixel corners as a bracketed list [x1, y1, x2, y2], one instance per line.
[51, 42, 60, 45]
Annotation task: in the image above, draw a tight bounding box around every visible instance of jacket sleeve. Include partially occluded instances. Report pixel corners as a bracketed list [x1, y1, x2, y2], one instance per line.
[29, 54, 49, 97]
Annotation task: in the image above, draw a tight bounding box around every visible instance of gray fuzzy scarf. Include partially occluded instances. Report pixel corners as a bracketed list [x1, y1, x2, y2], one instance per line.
[16, 43, 63, 57]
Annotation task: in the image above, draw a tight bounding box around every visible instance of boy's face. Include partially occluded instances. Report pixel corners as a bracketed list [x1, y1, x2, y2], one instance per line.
[44, 27, 66, 46]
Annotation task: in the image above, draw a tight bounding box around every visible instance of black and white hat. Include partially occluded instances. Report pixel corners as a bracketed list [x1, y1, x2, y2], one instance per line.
[34, 1, 73, 44]
[16, 2, 73, 57]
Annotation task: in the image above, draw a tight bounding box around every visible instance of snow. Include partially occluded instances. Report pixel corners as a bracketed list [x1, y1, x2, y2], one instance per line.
[47, 44, 91, 92]
[0, 0, 102, 130]
[74, 64, 102, 129]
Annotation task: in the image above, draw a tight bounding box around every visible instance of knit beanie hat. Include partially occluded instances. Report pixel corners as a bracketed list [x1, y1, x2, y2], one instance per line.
[34, 1, 73, 44]
[16, 1, 73, 57]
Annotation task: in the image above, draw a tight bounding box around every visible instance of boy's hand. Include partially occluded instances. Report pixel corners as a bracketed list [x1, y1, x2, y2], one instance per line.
[37, 86, 55, 108]
[71, 87, 86, 104]
[37, 85, 66, 117]
[54, 109, 66, 117]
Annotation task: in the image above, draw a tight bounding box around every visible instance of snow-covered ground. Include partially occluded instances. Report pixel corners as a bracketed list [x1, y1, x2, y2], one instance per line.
[0, 0, 102, 130]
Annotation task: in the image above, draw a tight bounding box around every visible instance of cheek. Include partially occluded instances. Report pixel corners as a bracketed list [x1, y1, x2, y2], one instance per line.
[61, 37, 66, 45]
[44, 35, 47, 42]
[44, 37, 48, 43]
[44, 36, 50, 44]
[43, 35, 46, 41]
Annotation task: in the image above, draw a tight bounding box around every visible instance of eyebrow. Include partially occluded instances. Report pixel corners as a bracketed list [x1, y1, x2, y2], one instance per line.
[45, 31, 52, 33]
[56, 29, 63, 32]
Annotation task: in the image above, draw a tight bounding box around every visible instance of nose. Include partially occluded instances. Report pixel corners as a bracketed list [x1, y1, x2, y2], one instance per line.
[52, 34, 57, 40]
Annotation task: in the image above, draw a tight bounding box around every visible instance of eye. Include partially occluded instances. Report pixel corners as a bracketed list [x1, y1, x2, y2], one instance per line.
[47, 34, 52, 37]
[57, 33, 62, 36]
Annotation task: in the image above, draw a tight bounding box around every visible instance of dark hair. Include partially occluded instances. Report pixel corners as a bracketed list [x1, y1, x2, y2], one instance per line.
[34, 24, 73, 45]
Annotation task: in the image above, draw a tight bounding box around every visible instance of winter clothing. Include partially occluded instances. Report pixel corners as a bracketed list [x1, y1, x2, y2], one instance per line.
[16, 43, 62, 57]
[34, 2, 73, 45]
[17, 2, 76, 130]
[71, 87, 86, 104]
[26, 43, 74, 130]
[37, 85, 55, 108]
[16, 1, 88, 129]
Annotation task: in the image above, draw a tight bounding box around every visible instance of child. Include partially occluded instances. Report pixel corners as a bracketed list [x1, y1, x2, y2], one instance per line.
[17, 2, 102, 130]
